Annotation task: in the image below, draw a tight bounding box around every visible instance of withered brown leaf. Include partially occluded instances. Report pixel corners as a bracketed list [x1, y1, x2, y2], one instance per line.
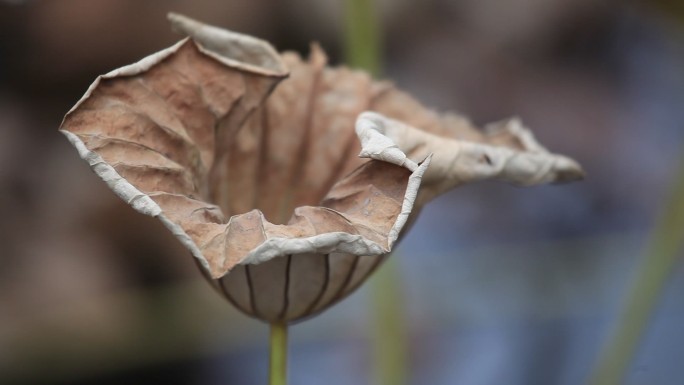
[60, 13, 583, 322]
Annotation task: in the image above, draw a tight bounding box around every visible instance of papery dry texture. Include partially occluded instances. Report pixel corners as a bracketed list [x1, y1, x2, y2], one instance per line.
[60, 13, 583, 323]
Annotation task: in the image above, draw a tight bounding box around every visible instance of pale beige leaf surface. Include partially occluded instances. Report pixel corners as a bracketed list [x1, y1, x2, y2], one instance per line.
[60, 13, 583, 322]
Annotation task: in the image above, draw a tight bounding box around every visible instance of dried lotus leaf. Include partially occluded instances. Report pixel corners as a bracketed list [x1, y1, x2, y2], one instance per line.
[60, 13, 583, 323]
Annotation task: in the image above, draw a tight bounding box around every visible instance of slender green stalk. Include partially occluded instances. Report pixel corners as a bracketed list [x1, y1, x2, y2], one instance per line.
[344, 3, 407, 385]
[588, 153, 684, 385]
[344, 0, 382, 76]
[269, 322, 288, 385]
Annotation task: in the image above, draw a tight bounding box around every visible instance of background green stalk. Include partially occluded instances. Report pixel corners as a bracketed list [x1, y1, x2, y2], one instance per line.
[589, 152, 684, 385]
[344, 0, 381, 76]
[344, 1, 408, 385]
[269, 321, 288, 385]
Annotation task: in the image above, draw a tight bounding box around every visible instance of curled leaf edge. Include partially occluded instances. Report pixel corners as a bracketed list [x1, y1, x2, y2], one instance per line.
[60, 122, 431, 277]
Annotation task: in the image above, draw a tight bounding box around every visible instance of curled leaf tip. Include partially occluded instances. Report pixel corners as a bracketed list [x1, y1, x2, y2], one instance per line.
[553, 156, 586, 183]
[356, 111, 420, 171]
[168, 12, 288, 77]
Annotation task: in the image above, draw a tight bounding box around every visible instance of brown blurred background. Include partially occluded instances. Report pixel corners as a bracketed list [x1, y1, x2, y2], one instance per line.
[1, 1, 683, 384]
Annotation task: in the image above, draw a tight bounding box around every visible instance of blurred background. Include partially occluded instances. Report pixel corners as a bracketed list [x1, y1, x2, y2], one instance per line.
[1, 0, 683, 384]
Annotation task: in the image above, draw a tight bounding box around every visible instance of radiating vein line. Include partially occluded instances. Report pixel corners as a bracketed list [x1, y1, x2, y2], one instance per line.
[278, 255, 293, 321]
[329, 254, 361, 306]
[278, 65, 324, 223]
[302, 253, 331, 316]
[254, 105, 271, 212]
[245, 265, 261, 319]
[319, 116, 363, 198]
[218, 275, 252, 316]
[344, 254, 386, 297]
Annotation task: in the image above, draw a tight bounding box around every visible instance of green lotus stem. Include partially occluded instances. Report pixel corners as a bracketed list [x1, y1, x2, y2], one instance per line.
[344, 0, 381, 76]
[344, 0, 408, 385]
[588, 152, 684, 385]
[269, 322, 288, 385]
[344, 1, 407, 385]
